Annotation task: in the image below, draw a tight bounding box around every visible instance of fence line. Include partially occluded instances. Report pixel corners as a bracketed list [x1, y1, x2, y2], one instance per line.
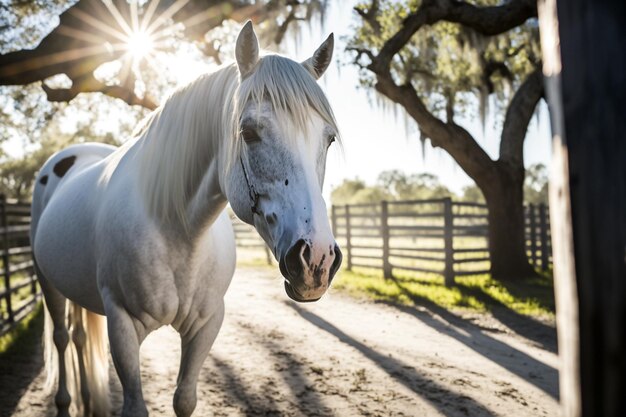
[332, 198, 551, 286]
[0, 196, 39, 336]
[0, 198, 550, 334]
[230, 214, 272, 265]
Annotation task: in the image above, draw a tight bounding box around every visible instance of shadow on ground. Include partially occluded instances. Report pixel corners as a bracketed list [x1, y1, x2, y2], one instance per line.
[373, 279, 559, 399]
[0, 306, 46, 417]
[288, 302, 498, 417]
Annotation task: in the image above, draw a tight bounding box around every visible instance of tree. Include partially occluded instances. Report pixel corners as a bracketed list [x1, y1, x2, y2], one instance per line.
[461, 184, 485, 203]
[330, 170, 452, 205]
[348, 0, 542, 280]
[0, 0, 326, 109]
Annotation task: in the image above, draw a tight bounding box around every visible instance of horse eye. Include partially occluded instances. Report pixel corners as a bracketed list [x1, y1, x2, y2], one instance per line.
[327, 135, 336, 146]
[241, 128, 260, 143]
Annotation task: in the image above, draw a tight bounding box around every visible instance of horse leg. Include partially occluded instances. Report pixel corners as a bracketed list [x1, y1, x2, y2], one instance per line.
[69, 305, 91, 416]
[37, 273, 72, 417]
[103, 300, 148, 417]
[173, 301, 225, 417]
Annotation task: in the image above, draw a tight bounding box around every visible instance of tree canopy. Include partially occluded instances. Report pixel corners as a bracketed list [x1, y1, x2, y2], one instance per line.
[351, 0, 540, 128]
[0, 0, 326, 109]
[0, 0, 327, 199]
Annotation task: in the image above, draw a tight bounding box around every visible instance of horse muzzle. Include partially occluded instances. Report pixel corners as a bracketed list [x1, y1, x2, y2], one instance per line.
[279, 239, 342, 302]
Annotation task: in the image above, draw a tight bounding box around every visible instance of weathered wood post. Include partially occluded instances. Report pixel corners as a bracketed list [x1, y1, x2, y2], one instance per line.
[529, 204, 537, 267]
[539, 0, 626, 415]
[381, 201, 392, 279]
[539, 203, 549, 271]
[345, 205, 352, 271]
[442, 198, 454, 287]
[0, 195, 13, 323]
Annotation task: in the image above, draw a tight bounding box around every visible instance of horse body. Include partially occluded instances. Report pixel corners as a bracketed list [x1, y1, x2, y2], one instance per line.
[31, 22, 341, 417]
[33, 141, 236, 323]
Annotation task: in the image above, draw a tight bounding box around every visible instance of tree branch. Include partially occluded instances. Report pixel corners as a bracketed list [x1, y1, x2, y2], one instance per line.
[369, 0, 537, 74]
[444, 0, 537, 36]
[373, 69, 496, 183]
[1, 0, 321, 109]
[42, 74, 157, 109]
[499, 68, 544, 166]
[354, 0, 381, 34]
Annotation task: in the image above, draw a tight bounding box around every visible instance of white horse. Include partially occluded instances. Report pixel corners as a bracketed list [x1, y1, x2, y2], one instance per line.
[30, 22, 342, 417]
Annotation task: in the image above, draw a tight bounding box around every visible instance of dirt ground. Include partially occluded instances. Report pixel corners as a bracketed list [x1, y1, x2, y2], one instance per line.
[1, 266, 560, 416]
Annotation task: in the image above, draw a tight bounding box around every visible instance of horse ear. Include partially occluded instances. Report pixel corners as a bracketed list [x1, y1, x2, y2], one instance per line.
[302, 33, 334, 80]
[235, 21, 259, 78]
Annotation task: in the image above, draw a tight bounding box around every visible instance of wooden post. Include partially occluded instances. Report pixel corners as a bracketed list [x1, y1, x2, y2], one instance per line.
[539, 0, 626, 415]
[345, 205, 352, 271]
[442, 198, 454, 287]
[539, 204, 549, 271]
[381, 201, 392, 279]
[529, 204, 538, 267]
[1, 196, 13, 323]
[331, 205, 337, 237]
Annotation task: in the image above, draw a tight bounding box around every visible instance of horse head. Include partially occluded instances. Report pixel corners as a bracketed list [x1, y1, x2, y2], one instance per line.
[224, 22, 342, 302]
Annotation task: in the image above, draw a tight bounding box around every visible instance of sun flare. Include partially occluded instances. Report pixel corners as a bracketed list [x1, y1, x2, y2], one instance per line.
[126, 30, 154, 59]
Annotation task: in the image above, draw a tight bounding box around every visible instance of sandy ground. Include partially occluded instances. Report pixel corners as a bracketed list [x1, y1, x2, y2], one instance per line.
[1, 266, 560, 416]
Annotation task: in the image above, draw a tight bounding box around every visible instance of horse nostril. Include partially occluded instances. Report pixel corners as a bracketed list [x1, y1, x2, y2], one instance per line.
[329, 244, 342, 283]
[283, 239, 307, 278]
[302, 244, 311, 265]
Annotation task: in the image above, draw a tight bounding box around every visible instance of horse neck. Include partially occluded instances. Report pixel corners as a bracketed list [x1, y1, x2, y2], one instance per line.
[137, 64, 238, 237]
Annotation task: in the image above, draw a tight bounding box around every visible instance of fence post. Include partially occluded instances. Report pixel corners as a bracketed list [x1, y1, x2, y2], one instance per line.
[381, 201, 392, 279]
[539, 203, 549, 271]
[1, 195, 13, 323]
[345, 204, 352, 271]
[331, 205, 337, 237]
[443, 197, 454, 287]
[529, 204, 537, 267]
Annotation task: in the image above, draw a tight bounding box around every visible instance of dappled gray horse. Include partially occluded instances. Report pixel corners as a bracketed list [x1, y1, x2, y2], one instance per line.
[30, 22, 342, 417]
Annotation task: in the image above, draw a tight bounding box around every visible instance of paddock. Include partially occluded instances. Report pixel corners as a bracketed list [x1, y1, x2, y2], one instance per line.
[1, 266, 558, 417]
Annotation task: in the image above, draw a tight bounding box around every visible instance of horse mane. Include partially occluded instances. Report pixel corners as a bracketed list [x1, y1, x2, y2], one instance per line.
[137, 54, 339, 229]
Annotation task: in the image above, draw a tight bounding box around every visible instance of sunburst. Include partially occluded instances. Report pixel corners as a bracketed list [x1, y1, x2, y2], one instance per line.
[125, 29, 154, 60]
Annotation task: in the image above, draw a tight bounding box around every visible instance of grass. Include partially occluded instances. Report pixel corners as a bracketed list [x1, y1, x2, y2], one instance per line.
[0, 302, 43, 357]
[332, 267, 555, 318]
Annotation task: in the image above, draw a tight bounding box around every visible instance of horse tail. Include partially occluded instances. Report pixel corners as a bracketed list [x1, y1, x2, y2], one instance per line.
[43, 301, 110, 416]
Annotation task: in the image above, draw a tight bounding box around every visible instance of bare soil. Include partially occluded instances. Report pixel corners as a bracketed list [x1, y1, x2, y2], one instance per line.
[1, 266, 560, 416]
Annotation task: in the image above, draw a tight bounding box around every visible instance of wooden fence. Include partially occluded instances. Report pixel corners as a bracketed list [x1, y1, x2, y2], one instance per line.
[230, 214, 273, 265]
[332, 198, 551, 286]
[0, 199, 550, 334]
[0, 196, 39, 336]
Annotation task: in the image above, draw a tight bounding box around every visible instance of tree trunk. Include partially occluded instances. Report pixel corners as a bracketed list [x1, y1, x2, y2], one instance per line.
[480, 163, 536, 280]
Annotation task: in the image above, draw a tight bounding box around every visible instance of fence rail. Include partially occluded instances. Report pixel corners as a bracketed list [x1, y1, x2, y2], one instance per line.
[332, 198, 551, 286]
[230, 214, 273, 265]
[0, 196, 39, 336]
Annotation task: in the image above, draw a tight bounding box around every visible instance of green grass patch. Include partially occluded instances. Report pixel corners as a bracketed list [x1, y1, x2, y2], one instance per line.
[0, 302, 44, 357]
[332, 268, 554, 317]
